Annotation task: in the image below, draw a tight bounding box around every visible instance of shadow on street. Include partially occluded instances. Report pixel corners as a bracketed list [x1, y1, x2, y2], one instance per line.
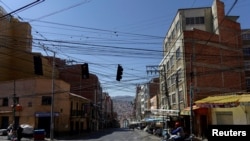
[56, 128, 131, 140]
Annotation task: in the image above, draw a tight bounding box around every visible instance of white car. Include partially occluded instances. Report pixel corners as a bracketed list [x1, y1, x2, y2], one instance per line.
[0, 129, 7, 136]
[20, 124, 34, 135]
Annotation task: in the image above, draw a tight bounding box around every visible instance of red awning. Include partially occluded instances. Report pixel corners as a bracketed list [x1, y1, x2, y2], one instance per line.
[180, 105, 200, 115]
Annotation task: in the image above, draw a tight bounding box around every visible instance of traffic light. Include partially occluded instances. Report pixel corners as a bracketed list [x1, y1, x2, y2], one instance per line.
[33, 56, 43, 75]
[81, 63, 89, 79]
[116, 64, 123, 81]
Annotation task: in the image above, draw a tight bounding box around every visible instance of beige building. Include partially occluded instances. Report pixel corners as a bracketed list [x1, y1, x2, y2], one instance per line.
[0, 78, 91, 136]
[0, 6, 109, 137]
[0, 6, 57, 81]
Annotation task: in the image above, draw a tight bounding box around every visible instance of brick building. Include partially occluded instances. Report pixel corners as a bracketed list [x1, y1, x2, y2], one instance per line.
[242, 29, 250, 91]
[58, 63, 103, 131]
[159, 0, 245, 137]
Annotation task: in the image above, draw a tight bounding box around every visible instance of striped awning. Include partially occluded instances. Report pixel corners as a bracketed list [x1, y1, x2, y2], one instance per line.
[195, 94, 250, 108]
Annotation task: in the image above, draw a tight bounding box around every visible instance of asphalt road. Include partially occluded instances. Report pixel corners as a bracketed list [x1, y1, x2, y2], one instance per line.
[0, 128, 161, 141]
[0, 128, 162, 141]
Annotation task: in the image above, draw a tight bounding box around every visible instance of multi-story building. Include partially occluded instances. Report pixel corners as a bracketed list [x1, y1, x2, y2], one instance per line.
[134, 86, 142, 122]
[102, 92, 114, 128]
[0, 5, 111, 137]
[134, 78, 160, 121]
[58, 63, 103, 130]
[0, 78, 91, 137]
[0, 7, 58, 81]
[159, 0, 245, 136]
[242, 29, 250, 91]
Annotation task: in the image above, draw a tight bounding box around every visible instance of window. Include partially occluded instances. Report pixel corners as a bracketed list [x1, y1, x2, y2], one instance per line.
[170, 56, 174, 67]
[186, 17, 205, 25]
[242, 33, 250, 40]
[171, 75, 175, 85]
[246, 79, 250, 88]
[195, 17, 205, 24]
[167, 61, 170, 71]
[42, 96, 51, 105]
[176, 21, 180, 33]
[176, 47, 181, 60]
[177, 69, 182, 81]
[179, 90, 184, 102]
[167, 77, 171, 87]
[243, 48, 250, 56]
[244, 62, 250, 70]
[172, 93, 176, 104]
[186, 17, 194, 25]
[2, 98, 8, 106]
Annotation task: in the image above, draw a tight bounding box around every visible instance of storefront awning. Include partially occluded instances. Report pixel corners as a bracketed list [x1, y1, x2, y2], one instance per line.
[0, 110, 12, 114]
[238, 94, 250, 106]
[145, 109, 179, 116]
[35, 112, 59, 117]
[180, 105, 200, 115]
[195, 94, 250, 108]
[142, 117, 163, 122]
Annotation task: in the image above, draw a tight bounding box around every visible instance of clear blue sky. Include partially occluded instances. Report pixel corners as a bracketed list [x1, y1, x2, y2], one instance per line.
[1, 0, 249, 97]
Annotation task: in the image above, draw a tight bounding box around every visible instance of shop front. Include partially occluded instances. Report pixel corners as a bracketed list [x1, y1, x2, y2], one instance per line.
[195, 94, 250, 125]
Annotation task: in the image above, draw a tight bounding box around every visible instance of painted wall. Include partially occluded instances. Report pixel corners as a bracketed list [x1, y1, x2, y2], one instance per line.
[211, 106, 250, 124]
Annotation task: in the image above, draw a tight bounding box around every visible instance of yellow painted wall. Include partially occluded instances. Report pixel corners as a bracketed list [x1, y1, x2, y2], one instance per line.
[0, 13, 58, 81]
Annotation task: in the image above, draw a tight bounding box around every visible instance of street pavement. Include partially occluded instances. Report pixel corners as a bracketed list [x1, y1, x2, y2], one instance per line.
[0, 128, 162, 141]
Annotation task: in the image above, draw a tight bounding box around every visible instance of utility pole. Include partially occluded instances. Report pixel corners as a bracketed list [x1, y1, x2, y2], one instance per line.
[50, 51, 56, 140]
[190, 54, 194, 140]
[176, 73, 180, 117]
[146, 65, 171, 130]
[146, 65, 171, 109]
[162, 65, 171, 109]
[12, 80, 17, 133]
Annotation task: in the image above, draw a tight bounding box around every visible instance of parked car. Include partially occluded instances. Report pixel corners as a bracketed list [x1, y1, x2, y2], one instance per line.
[20, 124, 34, 137]
[0, 129, 7, 136]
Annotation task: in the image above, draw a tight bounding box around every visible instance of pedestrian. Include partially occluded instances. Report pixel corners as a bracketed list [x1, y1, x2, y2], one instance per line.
[170, 121, 185, 141]
[17, 125, 23, 141]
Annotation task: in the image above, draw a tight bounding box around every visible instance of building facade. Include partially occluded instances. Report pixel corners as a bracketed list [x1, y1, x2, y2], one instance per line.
[0, 6, 58, 81]
[0, 78, 92, 136]
[0, 5, 112, 136]
[134, 78, 160, 121]
[159, 0, 245, 137]
[242, 29, 250, 91]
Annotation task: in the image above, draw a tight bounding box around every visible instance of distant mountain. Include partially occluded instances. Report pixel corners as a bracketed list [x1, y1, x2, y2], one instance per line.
[112, 95, 135, 102]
